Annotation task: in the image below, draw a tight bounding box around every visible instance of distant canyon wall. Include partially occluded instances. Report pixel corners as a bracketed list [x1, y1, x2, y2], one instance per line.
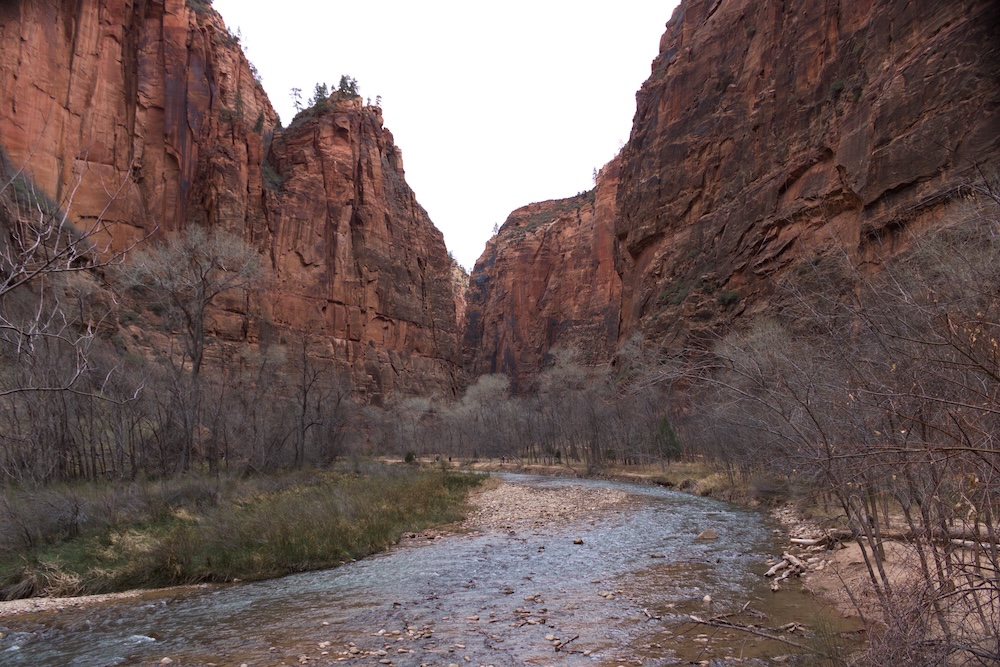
[463, 159, 623, 382]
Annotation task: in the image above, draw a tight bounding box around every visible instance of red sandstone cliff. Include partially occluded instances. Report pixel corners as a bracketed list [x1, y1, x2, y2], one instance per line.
[0, 0, 461, 398]
[616, 0, 1000, 350]
[466, 0, 1000, 373]
[0, 0, 276, 246]
[265, 98, 460, 399]
[464, 159, 622, 381]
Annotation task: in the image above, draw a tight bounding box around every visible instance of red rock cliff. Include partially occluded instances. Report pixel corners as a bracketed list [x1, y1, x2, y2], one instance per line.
[466, 0, 999, 374]
[0, 0, 276, 246]
[464, 159, 622, 382]
[0, 0, 461, 398]
[265, 98, 460, 399]
[616, 0, 1000, 350]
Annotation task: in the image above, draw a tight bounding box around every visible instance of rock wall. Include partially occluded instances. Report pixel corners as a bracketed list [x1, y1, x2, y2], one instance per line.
[0, 0, 462, 399]
[466, 0, 1000, 375]
[0, 0, 276, 246]
[464, 159, 622, 382]
[616, 0, 1000, 351]
[265, 99, 460, 399]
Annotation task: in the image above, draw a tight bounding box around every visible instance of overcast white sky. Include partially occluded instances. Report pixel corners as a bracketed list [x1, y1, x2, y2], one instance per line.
[211, 1, 680, 271]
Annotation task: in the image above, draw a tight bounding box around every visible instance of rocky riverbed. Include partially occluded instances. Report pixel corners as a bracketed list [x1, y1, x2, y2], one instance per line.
[0, 480, 628, 621]
[0, 475, 856, 666]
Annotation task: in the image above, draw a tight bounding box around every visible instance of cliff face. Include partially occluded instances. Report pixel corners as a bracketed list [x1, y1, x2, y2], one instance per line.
[265, 99, 460, 399]
[0, 0, 461, 398]
[466, 0, 1000, 373]
[0, 0, 276, 245]
[464, 160, 622, 381]
[616, 0, 1000, 350]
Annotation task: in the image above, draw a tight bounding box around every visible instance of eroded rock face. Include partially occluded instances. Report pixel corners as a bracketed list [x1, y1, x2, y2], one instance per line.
[616, 0, 1000, 350]
[266, 99, 460, 399]
[0, 0, 276, 246]
[467, 0, 999, 374]
[464, 160, 622, 382]
[0, 0, 462, 399]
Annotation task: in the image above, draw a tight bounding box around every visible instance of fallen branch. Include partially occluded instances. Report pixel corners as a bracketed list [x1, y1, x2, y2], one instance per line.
[764, 560, 790, 577]
[783, 552, 807, 571]
[554, 634, 579, 652]
[688, 615, 812, 650]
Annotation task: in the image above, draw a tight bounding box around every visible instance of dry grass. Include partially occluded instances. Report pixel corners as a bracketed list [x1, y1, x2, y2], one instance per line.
[0, 464, 485, 600]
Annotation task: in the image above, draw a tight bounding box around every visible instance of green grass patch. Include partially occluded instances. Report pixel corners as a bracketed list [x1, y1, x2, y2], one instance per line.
[0, 465, 485, 599]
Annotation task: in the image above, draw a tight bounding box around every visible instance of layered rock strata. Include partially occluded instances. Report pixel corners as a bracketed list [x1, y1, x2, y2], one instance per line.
[467, 0, 1000, 374]
[616, 0, 1000, 350]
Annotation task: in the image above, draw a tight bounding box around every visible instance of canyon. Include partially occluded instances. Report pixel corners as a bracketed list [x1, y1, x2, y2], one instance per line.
[1, 0, 998, 392]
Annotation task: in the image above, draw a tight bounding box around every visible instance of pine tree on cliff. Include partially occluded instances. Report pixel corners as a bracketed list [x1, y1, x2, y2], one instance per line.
[309, 82, 329, 109]
[337, 75, 359, 97]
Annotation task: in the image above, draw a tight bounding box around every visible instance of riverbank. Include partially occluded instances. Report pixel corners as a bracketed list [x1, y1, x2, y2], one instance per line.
[0, 459, 863, 628]
[0, 464, 484, 608]
[0, 475, 631, 620]
[2, 472, 844, 666]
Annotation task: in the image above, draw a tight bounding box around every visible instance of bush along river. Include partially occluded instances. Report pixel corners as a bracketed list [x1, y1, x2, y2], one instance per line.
[0, 474, 858, 666]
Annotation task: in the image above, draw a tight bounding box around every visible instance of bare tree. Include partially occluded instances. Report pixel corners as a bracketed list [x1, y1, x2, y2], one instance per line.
[118, 226, 264, 474]
[0, 148, 152, 483]
[0, 149, 141, 399]
[677, 183, 1000, 664]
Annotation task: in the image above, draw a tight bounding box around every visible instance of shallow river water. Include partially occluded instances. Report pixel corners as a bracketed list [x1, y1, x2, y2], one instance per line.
[0, 475, 852, 666]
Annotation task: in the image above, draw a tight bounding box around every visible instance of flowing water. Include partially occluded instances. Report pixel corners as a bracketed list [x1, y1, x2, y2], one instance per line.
[0, 475, 857, 666]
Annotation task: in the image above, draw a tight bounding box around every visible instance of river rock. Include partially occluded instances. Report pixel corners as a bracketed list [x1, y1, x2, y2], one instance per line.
[696, 529, 718, 540]
[573, 538, 584, 544]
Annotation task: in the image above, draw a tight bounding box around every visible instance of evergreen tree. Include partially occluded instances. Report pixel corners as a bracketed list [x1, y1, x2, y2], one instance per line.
[337, 75, 359, 97]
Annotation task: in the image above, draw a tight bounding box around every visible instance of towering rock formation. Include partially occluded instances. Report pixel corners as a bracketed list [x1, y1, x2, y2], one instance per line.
[0, 0, 461, 398]
[617, 0, 1000, 350]
[467, 0, 1000, 373]
[464, 159, 622, 381]
[0, 0, 276, 246]
[265, 98, 460, 399]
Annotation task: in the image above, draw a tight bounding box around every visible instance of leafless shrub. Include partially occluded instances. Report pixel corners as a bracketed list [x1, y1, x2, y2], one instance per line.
[682, 181, 1000, 664]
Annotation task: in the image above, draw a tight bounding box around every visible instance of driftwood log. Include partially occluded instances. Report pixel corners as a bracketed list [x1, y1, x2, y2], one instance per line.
[765, 551, 808, 582]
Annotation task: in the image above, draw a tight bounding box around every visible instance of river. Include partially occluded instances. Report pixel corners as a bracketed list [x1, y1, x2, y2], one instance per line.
[0, 474, 853, 666]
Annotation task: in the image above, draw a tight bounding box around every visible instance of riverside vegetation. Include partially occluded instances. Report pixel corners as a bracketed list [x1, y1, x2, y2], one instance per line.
[0, 464, 483, 599]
